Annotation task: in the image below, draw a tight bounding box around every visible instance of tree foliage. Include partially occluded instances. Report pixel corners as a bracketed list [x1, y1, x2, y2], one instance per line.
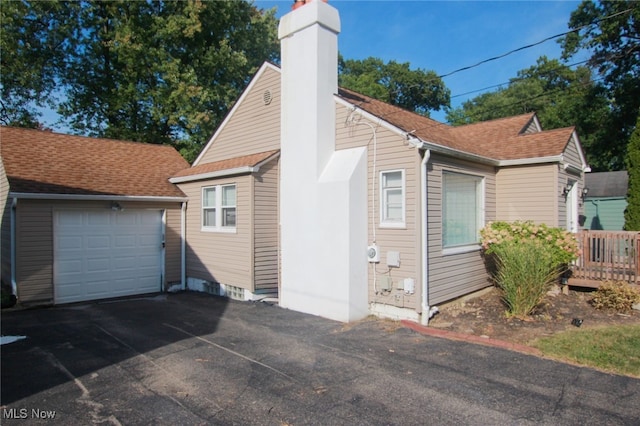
[560, 0, 640, 171]
[446, 57, 611, 170]
[624, 112, 640, 231]
[338, 56, 450, 116]
[0, 0, 79, 128]
[447, 1, 639, 171]
[0, 0, 279, 162]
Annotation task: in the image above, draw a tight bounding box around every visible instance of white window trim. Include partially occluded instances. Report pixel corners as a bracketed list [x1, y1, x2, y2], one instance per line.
[379, 169, 406, 228]
[201, 184, 237, 233]
[441, 171, 485, 254]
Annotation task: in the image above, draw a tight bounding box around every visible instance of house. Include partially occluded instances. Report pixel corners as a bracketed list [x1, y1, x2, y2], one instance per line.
[1, 0, 590, 324]
[583, 171, 628, 230]
[172, 0, 589, 323]
[0, 127, 189, 305]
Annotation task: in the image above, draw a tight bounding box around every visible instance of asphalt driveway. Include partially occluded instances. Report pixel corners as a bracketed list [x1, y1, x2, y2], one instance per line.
[1, 292, 639, 425]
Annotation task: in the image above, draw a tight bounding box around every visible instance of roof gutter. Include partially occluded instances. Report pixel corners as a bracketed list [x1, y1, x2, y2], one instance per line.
[170, 166, 258, 183]
[170, 152, 280, 184]
[412, 140, 498, 166]
[498, 156, 563, 167]
[9, 193, 188, 202]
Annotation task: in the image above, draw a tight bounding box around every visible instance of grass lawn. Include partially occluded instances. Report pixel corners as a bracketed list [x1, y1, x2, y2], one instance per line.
[532, 324, 640, 378]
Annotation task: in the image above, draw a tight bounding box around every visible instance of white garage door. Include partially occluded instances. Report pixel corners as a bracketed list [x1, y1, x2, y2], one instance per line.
[54, 209, 163, 304]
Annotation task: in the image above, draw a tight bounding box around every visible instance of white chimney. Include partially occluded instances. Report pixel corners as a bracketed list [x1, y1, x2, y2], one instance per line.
[279, 0, 369, 322]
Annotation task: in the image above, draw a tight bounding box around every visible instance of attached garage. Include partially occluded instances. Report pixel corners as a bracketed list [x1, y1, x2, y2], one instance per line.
[54, 209, 164, 304]
[1, 126, 190, 307]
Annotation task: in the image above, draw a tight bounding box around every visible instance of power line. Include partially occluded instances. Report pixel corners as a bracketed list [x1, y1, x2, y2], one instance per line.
[436, 8, 632, 80]
[442, 75, 607, 125]
[450, 59, 591, 99]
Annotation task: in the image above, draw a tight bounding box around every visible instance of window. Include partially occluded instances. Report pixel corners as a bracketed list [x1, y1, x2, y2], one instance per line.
[442, 171, 484, 251]
[380, 170, 405, 227]
[202, 184, 236, 232]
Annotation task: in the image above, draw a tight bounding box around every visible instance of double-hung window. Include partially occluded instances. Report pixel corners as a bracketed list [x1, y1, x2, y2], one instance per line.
[202, 184, 236, 232]
[380, 170, 405, 227]
[442, 171, 484, 252]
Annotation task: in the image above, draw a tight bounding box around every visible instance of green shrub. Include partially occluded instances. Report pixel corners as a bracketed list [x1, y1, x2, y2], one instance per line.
[481, 220, 580, 265]
[480, 221, 580, 318]
[491, 239, 560, 318]
[590, 281, 640, 312]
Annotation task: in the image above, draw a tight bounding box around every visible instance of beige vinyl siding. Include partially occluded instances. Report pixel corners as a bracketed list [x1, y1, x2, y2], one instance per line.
[336, 104, 421, 310]
[522, 118, 539, 134]
[253, 158, 279, 293]
[1, 162, 10, 286]
[427, 155, 496, 305]
[564, 134, 584, 166]
[496, 164, 558, 226]
[14, 199, 182, 304]
[180, 175, 253, 289]
[164, 207, 182, 284]
[197, 67, 281, 164]
[16, 200, 53, 303]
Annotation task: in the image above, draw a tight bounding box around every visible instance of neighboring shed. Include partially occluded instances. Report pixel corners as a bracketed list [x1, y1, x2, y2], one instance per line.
[0, 127, 189, 305]
[583, 171, 628, 230]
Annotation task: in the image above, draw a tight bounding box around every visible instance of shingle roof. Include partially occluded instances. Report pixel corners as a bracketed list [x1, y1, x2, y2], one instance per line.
[585, 171, 628, 197]
[1, 126, 189, 198]
[337, 88, 576, 162]
[171, 150, 280, 180]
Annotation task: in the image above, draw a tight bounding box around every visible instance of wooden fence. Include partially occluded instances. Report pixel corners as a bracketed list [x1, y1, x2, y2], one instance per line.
[569, 230, 640, 287]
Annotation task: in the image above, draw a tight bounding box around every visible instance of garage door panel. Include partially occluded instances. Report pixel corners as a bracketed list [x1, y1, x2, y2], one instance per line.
[57, 258, 83, 274]
[115, 235, 137, 249]
[113, 256, 137, 270]
[86, 257, 110, 273]
[87, 235, 111, 249]
[136, 276, 160, 292]
[54, 210, 163, 304]
[115, 212, 138, 225]
[87, 211, 110, 226]
[58, 235, 83, 250]
[58, 210, 84, 226]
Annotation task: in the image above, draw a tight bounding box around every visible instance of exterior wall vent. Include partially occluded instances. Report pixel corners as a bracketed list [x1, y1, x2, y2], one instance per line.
[263, 90, 272, 105]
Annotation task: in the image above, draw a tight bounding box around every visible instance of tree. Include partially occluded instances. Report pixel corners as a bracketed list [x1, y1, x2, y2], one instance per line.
[0, 0, 279, 162]
[560, 0, 640, 171]
[0, 1, 80, 128]
[446, 57, 611, 170]
[338, 56, 450, 116]
[624, 112, 640, 231]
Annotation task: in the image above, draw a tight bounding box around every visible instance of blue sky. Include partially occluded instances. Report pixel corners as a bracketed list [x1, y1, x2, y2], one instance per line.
[255, 0, 585, 122]
[39, 0, 585, 129]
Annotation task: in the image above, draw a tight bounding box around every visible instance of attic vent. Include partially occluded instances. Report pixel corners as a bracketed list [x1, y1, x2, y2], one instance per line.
[263, 89, 272, 105]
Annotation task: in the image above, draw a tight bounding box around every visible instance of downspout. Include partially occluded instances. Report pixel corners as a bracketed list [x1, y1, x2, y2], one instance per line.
[10, 198, 17, 297]
[420, 149, 437, 325]
[180, 201, 186, 290]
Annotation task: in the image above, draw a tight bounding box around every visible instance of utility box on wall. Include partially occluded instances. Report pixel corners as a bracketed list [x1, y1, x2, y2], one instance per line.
[386, 251, 400, 267]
